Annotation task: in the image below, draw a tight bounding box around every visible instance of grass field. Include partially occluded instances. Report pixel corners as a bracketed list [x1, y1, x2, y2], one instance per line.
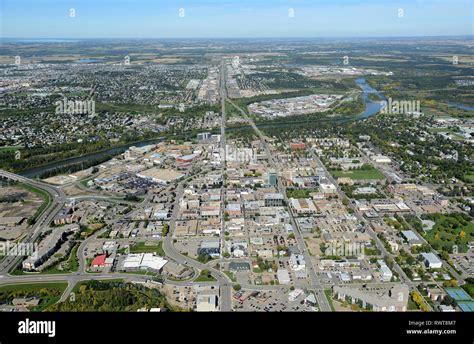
[195, 270, 217, 282]
[331, 168, 385, 180]
[464, 173, 474, 183]
[129, 241, 164, 256]
[0, 146, 22, 152]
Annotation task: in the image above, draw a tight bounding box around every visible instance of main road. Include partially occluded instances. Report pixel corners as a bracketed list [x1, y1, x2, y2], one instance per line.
[226, 98, 332, 311]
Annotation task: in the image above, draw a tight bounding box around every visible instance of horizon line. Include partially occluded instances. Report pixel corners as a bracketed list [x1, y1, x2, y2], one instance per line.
[2, 34, 473, 41]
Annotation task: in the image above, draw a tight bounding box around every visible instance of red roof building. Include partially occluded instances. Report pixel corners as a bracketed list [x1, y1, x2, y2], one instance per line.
[91, 254, 106, 267]
[290, 143, 306, 151]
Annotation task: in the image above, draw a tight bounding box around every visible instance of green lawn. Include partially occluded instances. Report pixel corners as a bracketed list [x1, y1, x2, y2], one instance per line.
[464, 173, 474, 183]
[129, 241, 164, 256]
[331, 168, 385, 180]
[0, 146, 22, 152]
[286, 188, 319, 199]
[195, 270, 217, 282]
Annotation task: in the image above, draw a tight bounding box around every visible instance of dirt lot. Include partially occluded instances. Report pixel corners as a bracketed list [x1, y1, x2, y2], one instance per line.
[0, 186, 42, 218]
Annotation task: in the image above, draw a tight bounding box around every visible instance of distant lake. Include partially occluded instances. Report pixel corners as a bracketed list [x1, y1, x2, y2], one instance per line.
[75, 59, 100, 63]
[448, 103, 474, 111]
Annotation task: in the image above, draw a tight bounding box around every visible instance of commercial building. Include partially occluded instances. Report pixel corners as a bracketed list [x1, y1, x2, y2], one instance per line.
[378, 259, 393, 282]
[196, 294, 219, 312]
[197, 132, 211, 142]
[334, 284, 409, 311]
[267, 170, 278, 186]
[290, 143, 306, 151]
[277, 268, 291, 285]
[401, 230, 423, 246]
[122, 253, 168, 272]
[290, 198, 320, 215]
[199, 240, 220, 258]
[289, 253, 306, 271]
[91, 254, 107, 268]
[420, 252, 443, 269]
[176, 153, 200, 167]
[264, 193, 285, 207]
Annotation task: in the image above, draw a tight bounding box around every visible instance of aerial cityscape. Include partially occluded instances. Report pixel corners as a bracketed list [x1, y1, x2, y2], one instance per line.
[0, 2, 473, 337]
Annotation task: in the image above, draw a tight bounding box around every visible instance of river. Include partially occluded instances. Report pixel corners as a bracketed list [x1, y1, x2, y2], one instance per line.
[20, 79, 384, 179]
[20, 138, 164, 179]
[355, 78, 386, 119]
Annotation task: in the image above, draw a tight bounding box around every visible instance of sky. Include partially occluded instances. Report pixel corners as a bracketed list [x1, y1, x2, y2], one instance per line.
[1, 0, 473, 38]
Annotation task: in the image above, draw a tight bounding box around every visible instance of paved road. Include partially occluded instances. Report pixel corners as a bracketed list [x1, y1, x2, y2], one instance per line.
[226, 99, 332, 311]
[0, 170, 66, 273]
[162, 181, 233, 311]
[307, 147, 434, 311]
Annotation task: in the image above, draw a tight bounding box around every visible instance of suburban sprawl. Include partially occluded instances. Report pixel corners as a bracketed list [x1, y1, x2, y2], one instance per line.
[0, 37, 473, 313]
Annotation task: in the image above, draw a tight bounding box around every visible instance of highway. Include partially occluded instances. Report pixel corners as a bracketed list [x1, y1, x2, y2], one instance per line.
[0, 169, 66, 274]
